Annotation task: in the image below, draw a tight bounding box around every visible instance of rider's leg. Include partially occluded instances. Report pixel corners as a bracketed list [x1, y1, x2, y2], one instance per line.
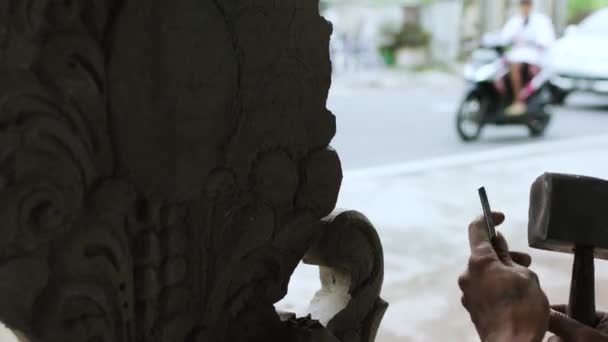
[510, 63, 524, 103]
[506, 62, 527, 115]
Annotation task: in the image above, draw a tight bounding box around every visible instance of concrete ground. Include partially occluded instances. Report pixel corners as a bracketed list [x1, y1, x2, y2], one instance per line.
[280, 134, 608, 341]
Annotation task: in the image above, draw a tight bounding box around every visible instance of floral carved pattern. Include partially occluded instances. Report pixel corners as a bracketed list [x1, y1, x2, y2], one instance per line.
[0, 1, 386, 341]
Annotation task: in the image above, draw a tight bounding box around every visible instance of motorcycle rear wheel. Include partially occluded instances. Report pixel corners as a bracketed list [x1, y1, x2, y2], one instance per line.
[527, 112, 551, 138]
[549, 84, 569, 106]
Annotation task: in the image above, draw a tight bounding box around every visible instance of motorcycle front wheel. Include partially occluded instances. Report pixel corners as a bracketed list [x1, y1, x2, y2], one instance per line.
[456, 92, 484, 142]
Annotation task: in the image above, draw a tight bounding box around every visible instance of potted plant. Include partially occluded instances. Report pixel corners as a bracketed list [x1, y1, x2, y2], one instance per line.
[388, 23, 431, 68]
[378, 21, 400, 66]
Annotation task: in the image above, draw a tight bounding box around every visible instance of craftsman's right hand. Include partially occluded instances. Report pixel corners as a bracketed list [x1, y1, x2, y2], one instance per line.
[548, 305, 608, 341]
[459, 212, 550, 342]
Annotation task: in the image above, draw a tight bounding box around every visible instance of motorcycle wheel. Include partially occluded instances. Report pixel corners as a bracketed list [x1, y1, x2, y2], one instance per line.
[549, 85, 569, 106]
[528, 112, 551, 138]
[456, 92, 484, 142]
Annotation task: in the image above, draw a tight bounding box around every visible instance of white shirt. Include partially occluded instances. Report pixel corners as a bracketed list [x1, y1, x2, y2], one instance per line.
[500, 12, 556, 65]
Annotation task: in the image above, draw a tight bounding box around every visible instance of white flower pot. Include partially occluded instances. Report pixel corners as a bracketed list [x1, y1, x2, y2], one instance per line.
[395, 47, 428, 67]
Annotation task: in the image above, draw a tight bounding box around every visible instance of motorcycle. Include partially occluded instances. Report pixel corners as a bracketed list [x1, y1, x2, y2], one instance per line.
[456, 40, 554, 142]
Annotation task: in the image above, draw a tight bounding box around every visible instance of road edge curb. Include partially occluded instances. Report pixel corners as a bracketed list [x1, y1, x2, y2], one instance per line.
[344, 134, 608, 180]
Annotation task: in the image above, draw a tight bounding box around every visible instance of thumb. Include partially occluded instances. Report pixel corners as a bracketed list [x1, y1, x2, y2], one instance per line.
[549, 309, 583, 341]
[493, 231, 512, 264]
[549, 309, 605, 341]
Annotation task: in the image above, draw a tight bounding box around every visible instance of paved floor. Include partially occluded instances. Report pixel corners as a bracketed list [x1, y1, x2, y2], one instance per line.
[279, 134, 608, 341]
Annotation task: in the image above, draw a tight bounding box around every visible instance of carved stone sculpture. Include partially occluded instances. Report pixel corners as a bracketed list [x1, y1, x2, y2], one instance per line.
[0, 1, 386, 341]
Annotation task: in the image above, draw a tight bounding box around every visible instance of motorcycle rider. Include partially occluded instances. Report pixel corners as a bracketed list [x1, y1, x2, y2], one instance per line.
[500, 0, 555, 116]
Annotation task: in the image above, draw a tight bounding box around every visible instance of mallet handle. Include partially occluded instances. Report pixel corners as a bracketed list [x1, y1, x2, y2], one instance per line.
[568, 245, 596, 326]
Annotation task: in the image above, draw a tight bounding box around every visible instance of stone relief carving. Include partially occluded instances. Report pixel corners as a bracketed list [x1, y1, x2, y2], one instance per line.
[0, 0, 387, 341]
[305, 211, 388, 342]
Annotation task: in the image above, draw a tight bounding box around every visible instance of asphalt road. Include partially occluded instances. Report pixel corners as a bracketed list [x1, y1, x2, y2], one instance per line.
[329, 74, 608, 171]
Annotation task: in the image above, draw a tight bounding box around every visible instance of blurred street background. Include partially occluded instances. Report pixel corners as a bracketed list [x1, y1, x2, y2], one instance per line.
[277, 0, 608, 341]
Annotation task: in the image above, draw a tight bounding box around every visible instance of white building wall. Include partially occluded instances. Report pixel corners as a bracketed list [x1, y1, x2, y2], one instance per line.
[421, 0, 464, 63]
[480, 0, 509, 33]
[322, 0, 567, 66]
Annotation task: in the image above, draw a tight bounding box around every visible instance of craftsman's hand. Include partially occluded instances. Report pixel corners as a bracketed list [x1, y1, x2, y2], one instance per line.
[459, 212, 550, 342]
[548, 305, 608, 341]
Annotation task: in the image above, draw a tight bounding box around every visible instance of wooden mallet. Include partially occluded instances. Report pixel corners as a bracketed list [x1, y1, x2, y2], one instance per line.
[528, 172, 608, 326]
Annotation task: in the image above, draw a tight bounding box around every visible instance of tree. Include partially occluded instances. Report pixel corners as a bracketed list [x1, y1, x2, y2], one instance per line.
[568, 0, 608, 24]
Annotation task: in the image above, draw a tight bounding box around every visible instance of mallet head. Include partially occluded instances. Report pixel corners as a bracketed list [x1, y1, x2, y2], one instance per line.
[528, 172, 608, 259]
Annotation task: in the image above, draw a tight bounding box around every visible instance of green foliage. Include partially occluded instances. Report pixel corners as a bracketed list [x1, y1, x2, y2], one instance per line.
[568, 0, 608, 24]
[379, 48, 396, 66]
[382, 23, 431, 50]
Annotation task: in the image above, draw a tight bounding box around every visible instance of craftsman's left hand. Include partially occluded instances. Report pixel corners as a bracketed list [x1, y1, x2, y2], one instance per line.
[459, 212, 550, 342]
[548, 305, 608, 341]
